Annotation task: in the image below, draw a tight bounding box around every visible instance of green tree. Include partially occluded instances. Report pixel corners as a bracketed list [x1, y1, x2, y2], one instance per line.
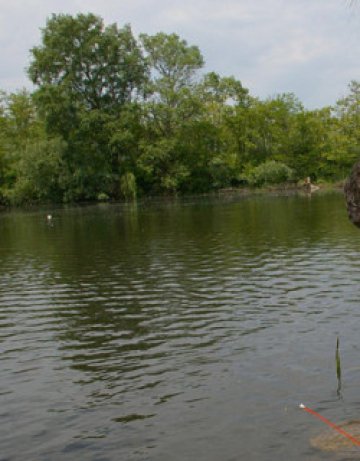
[141, 32, 204, 108]
[28, 13, 148, 201]
[138, 32, 205, 192]
[330, 81, 360, 178]
[283, 108, 332, 181]
[29, 13, 147, 114]
[8, 137, 65, 204]
[242, 94, 302, 165]
[0, 92, 10, 201]
[194, 72, 252, 188]
[0, 89, 64, 204]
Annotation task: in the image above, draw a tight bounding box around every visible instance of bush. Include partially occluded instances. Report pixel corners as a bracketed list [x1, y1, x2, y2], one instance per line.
[6, 137, 65, 204]
[97, 192, 110, 202]
[120, 172, 137, 199]
[245, 160, 293, 187]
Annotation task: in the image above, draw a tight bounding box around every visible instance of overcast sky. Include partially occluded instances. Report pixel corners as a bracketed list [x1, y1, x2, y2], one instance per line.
[1, 0, 360, 108]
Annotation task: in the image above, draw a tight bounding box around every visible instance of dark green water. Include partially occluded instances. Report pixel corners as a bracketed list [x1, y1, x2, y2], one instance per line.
[1, 191, 360, 460]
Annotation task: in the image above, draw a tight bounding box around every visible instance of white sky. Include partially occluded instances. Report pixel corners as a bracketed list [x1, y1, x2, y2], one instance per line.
[1, 0, 360, 108]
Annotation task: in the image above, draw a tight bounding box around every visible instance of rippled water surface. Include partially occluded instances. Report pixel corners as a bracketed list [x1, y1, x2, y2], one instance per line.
[2, 192, 360, 460]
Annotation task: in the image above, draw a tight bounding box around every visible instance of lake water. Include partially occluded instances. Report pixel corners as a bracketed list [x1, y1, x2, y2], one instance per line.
[1, 191, 360, 461]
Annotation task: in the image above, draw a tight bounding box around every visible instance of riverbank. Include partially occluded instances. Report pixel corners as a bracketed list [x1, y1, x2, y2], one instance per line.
[0, 180, 345, 212]
[218, 179, 344, 196]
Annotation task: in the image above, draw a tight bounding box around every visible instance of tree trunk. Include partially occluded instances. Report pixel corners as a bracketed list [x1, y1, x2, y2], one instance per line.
[344, 161, 360, 228]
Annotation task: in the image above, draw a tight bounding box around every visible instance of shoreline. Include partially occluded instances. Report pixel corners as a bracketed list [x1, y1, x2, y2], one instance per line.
[0, 181, 345, 213]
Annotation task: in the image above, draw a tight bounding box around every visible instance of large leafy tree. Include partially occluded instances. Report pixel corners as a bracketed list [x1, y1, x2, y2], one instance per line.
[28, 13, 148, 201]
[331, 81, 360, 180]
[141, 32, 204, 108]
[192, 72, 252, 188]
[0, 92, 11, 201]
[0, 90, 64, 204]
[335, 81, 360, 149]
[140, 32, 204, 134]
[29, 13, 147, 114]
[138, 33, 205, 192]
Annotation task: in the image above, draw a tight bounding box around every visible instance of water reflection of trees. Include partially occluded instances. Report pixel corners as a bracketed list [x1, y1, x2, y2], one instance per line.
[0, 192, 356, 266]
[0, 192, 358, 384]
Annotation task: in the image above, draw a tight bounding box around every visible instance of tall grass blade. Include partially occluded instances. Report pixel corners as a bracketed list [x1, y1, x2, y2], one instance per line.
[336, 336, 342, 397]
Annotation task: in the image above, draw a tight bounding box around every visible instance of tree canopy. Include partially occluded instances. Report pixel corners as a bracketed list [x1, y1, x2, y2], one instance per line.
[29, 13, 147, 112]
[0, 12, 358, 205]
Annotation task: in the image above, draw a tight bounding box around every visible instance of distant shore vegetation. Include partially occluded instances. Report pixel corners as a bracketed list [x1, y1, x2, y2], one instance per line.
[0, 13, 359, 205]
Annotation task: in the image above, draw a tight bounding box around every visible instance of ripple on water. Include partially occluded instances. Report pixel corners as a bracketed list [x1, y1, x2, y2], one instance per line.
[1, 193, 360, 460]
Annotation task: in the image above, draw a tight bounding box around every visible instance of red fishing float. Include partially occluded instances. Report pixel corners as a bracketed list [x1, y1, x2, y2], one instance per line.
[299, 403, 360, 448]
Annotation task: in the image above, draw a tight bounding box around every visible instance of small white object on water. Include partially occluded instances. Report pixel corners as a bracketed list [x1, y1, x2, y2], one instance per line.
[47, 214, 52, 221]
[299, 403, 305, 409]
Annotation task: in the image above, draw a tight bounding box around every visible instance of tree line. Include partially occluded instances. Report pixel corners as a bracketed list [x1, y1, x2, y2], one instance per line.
[0, 12, 359, 205]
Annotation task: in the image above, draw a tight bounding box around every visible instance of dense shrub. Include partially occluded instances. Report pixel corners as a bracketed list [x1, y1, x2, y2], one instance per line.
[6, 138, 64, 204]
[245, 160, 293, 187]
[120, 172, 137, 199]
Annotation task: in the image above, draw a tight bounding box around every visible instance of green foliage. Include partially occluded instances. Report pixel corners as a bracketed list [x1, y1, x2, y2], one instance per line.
[120, 172, 137, 199]
[1, 13, 360, 205]
[27, 13, 148, 202]
[326, 81, 360, 179]
[29, 13, 147, 113]
[137, 138, 190, 193]
[0, 89, 53, 204]
[141, 32, 204, 99]
[140, 32, 204, 136]
[335, 336, 342, 396]
[6, 137, 65, 204]
[244, 161, 294, 187]
[97, 192, 110, 202]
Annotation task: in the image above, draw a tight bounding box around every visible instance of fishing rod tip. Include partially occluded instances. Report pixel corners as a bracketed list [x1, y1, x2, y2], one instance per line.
[299, 403, 305, 409]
